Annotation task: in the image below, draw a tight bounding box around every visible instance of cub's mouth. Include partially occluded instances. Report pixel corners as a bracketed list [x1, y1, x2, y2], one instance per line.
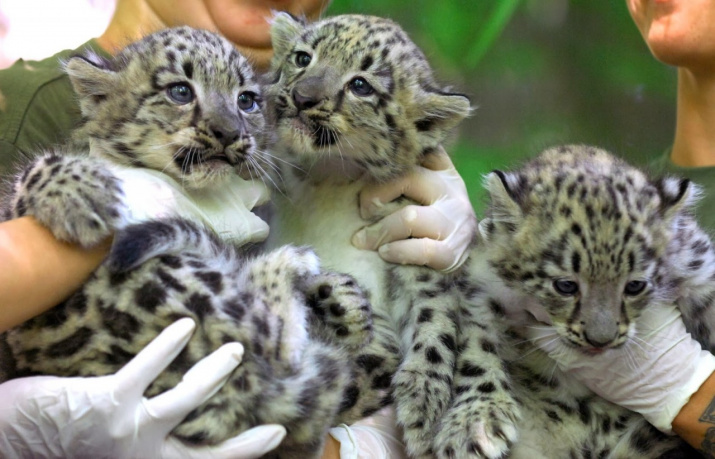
[175, 150, 236, 172]
[289, 116, 338, 148]
[204, 153, 233, 165]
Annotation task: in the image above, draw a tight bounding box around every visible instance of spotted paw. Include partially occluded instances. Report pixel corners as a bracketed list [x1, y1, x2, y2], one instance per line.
[433, 395, 521, 459]
[305, 272, 373, 350]
[394, 364, 453, 458]
[11, 154, 125, 247]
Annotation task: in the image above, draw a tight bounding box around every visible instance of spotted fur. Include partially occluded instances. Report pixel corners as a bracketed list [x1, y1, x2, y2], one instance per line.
[264, 14, 520, 458]
[1, 27, 386, 458]
[464, 144, 712, 457]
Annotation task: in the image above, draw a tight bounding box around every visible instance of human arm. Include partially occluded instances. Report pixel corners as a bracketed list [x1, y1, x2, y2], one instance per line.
[0, 318, 286, 458]
[673, 371, 715, 455]
[352, 147, 476, 272]
[0, 216, 110, 333]
[528, 304, 715, 454]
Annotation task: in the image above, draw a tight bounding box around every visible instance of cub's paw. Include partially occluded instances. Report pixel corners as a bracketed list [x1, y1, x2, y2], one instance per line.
[433, 395, 521, 459]
[305, 272, 373, 350]
[10, 154, 124, 247]
[394, 365, 453, 458]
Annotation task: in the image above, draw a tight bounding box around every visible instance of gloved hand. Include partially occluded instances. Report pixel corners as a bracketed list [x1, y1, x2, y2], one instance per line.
[0, 318, 286, 458]
[329, 407, 406, 459]
[351, 148, 476, 272]
[111, 166, 271, 246]
[528, 304, 715, 434]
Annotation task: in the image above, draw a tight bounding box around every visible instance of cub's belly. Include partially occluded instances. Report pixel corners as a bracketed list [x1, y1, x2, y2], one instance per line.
[268, 183, 387, 304]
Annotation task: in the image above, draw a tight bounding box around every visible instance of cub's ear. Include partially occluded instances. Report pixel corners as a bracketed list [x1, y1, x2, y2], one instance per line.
[484, 170, 527, 222]
[413, 90, 471, 137]
[269, 12, 307, 64]
[654, 176, 699, 219]
[63, 52, 119, 116]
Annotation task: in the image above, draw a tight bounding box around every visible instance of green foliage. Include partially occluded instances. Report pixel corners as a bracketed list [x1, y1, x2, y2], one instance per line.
[326, 0, 677, 207]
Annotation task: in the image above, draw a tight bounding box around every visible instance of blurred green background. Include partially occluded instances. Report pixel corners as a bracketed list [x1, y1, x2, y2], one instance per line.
[326, 0, 677, 215]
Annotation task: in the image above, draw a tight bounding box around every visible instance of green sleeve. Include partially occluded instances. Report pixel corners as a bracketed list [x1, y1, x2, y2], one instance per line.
[0, 39, 109, 177]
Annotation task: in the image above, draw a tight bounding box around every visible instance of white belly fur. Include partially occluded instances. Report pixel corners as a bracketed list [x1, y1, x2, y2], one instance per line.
[267, 179, 388, 308]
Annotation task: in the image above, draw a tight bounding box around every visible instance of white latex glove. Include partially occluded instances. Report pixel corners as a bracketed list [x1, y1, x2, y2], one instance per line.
[0, 318, 286, 458]
[111, 166, 271, 246]
[528, 304, 715, 434]
[351, 148, 476, 272]
[329, 407, 406, 459]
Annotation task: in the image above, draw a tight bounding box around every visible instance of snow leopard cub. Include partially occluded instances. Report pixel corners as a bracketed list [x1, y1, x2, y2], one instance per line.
[264, 13, 520, 458]
[465, 144, 714, 457]
[1, 27, 384, 458]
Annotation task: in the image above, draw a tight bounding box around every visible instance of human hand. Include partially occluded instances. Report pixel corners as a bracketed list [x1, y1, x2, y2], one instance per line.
[0, 318, 286, 458]
[328, 407, 406, 459]
[528, 304, 715, 434]
[112, 167, 271, 245]
[351, 147, 476, 272]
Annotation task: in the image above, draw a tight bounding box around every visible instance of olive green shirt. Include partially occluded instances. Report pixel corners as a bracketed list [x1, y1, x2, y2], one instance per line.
[0, 39, 110, 177]
[651, 150, 715, 233]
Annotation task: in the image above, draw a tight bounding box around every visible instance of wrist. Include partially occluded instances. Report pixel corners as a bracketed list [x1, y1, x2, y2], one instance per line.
[673, 370, 715, 451]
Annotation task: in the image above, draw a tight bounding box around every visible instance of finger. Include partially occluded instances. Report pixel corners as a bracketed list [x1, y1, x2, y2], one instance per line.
[143, 342, 244, 425]
[358, 174, 416, 219]
[352, 205, 453, 250]
[241, 180, 272, 208]
[114, 318, 196, 397]
[377, 238, 456, 271]
[244, 215, 271, 243]
[419, 146, 452, 171]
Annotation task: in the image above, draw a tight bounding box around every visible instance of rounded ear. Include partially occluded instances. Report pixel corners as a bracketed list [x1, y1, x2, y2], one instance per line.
[63, 52, 119, 116]
[413, 91, 471, 135]
[654, 176, 699, 218]
[484, 170, 526, 222]
[269, 12, 307, 66]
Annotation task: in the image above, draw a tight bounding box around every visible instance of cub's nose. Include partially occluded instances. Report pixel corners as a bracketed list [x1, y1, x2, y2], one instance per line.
[292, 88, 320, 111]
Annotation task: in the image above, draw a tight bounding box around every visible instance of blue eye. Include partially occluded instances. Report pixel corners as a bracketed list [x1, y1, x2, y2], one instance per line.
[238, 92, 258, 113]
[624, 280, 647, 296]
[295, 51, 312, 68]
[553, 279, 579, 296]
[167, 83, 194, 104]
[349, 77, 374, 96]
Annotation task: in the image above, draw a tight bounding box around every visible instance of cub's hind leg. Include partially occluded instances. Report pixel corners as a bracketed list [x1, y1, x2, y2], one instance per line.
[304, 271, 374, 350]
[304, 271, 400, 424]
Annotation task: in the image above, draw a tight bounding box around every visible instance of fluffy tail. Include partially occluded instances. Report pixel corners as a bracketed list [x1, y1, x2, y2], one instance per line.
[107, 218, 225, 273]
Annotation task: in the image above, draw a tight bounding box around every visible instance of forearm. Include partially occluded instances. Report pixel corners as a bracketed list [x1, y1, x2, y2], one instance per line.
[0, 216, 110, 332]
[321, 435, 340, 458]
[673, 371, 715, 456]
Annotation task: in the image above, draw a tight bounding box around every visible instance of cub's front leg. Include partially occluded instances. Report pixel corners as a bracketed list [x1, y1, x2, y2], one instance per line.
[432, 286, 521, 459]
[6, 153, 125, 247]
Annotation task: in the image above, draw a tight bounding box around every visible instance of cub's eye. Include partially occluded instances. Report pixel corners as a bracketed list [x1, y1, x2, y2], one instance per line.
[295, 51, 312, 68]
[553, 279, 579, 296]
[624, 280, 647, 296]
[238, 92, 258, 113]
[167, 83, 194, 104]
[349, 77, 374, 96]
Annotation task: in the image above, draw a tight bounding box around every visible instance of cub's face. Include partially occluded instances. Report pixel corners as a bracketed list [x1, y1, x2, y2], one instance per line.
[66, 26, 266, 189]
[265, 14, 470, 182]
[481, 145, 691, 352]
